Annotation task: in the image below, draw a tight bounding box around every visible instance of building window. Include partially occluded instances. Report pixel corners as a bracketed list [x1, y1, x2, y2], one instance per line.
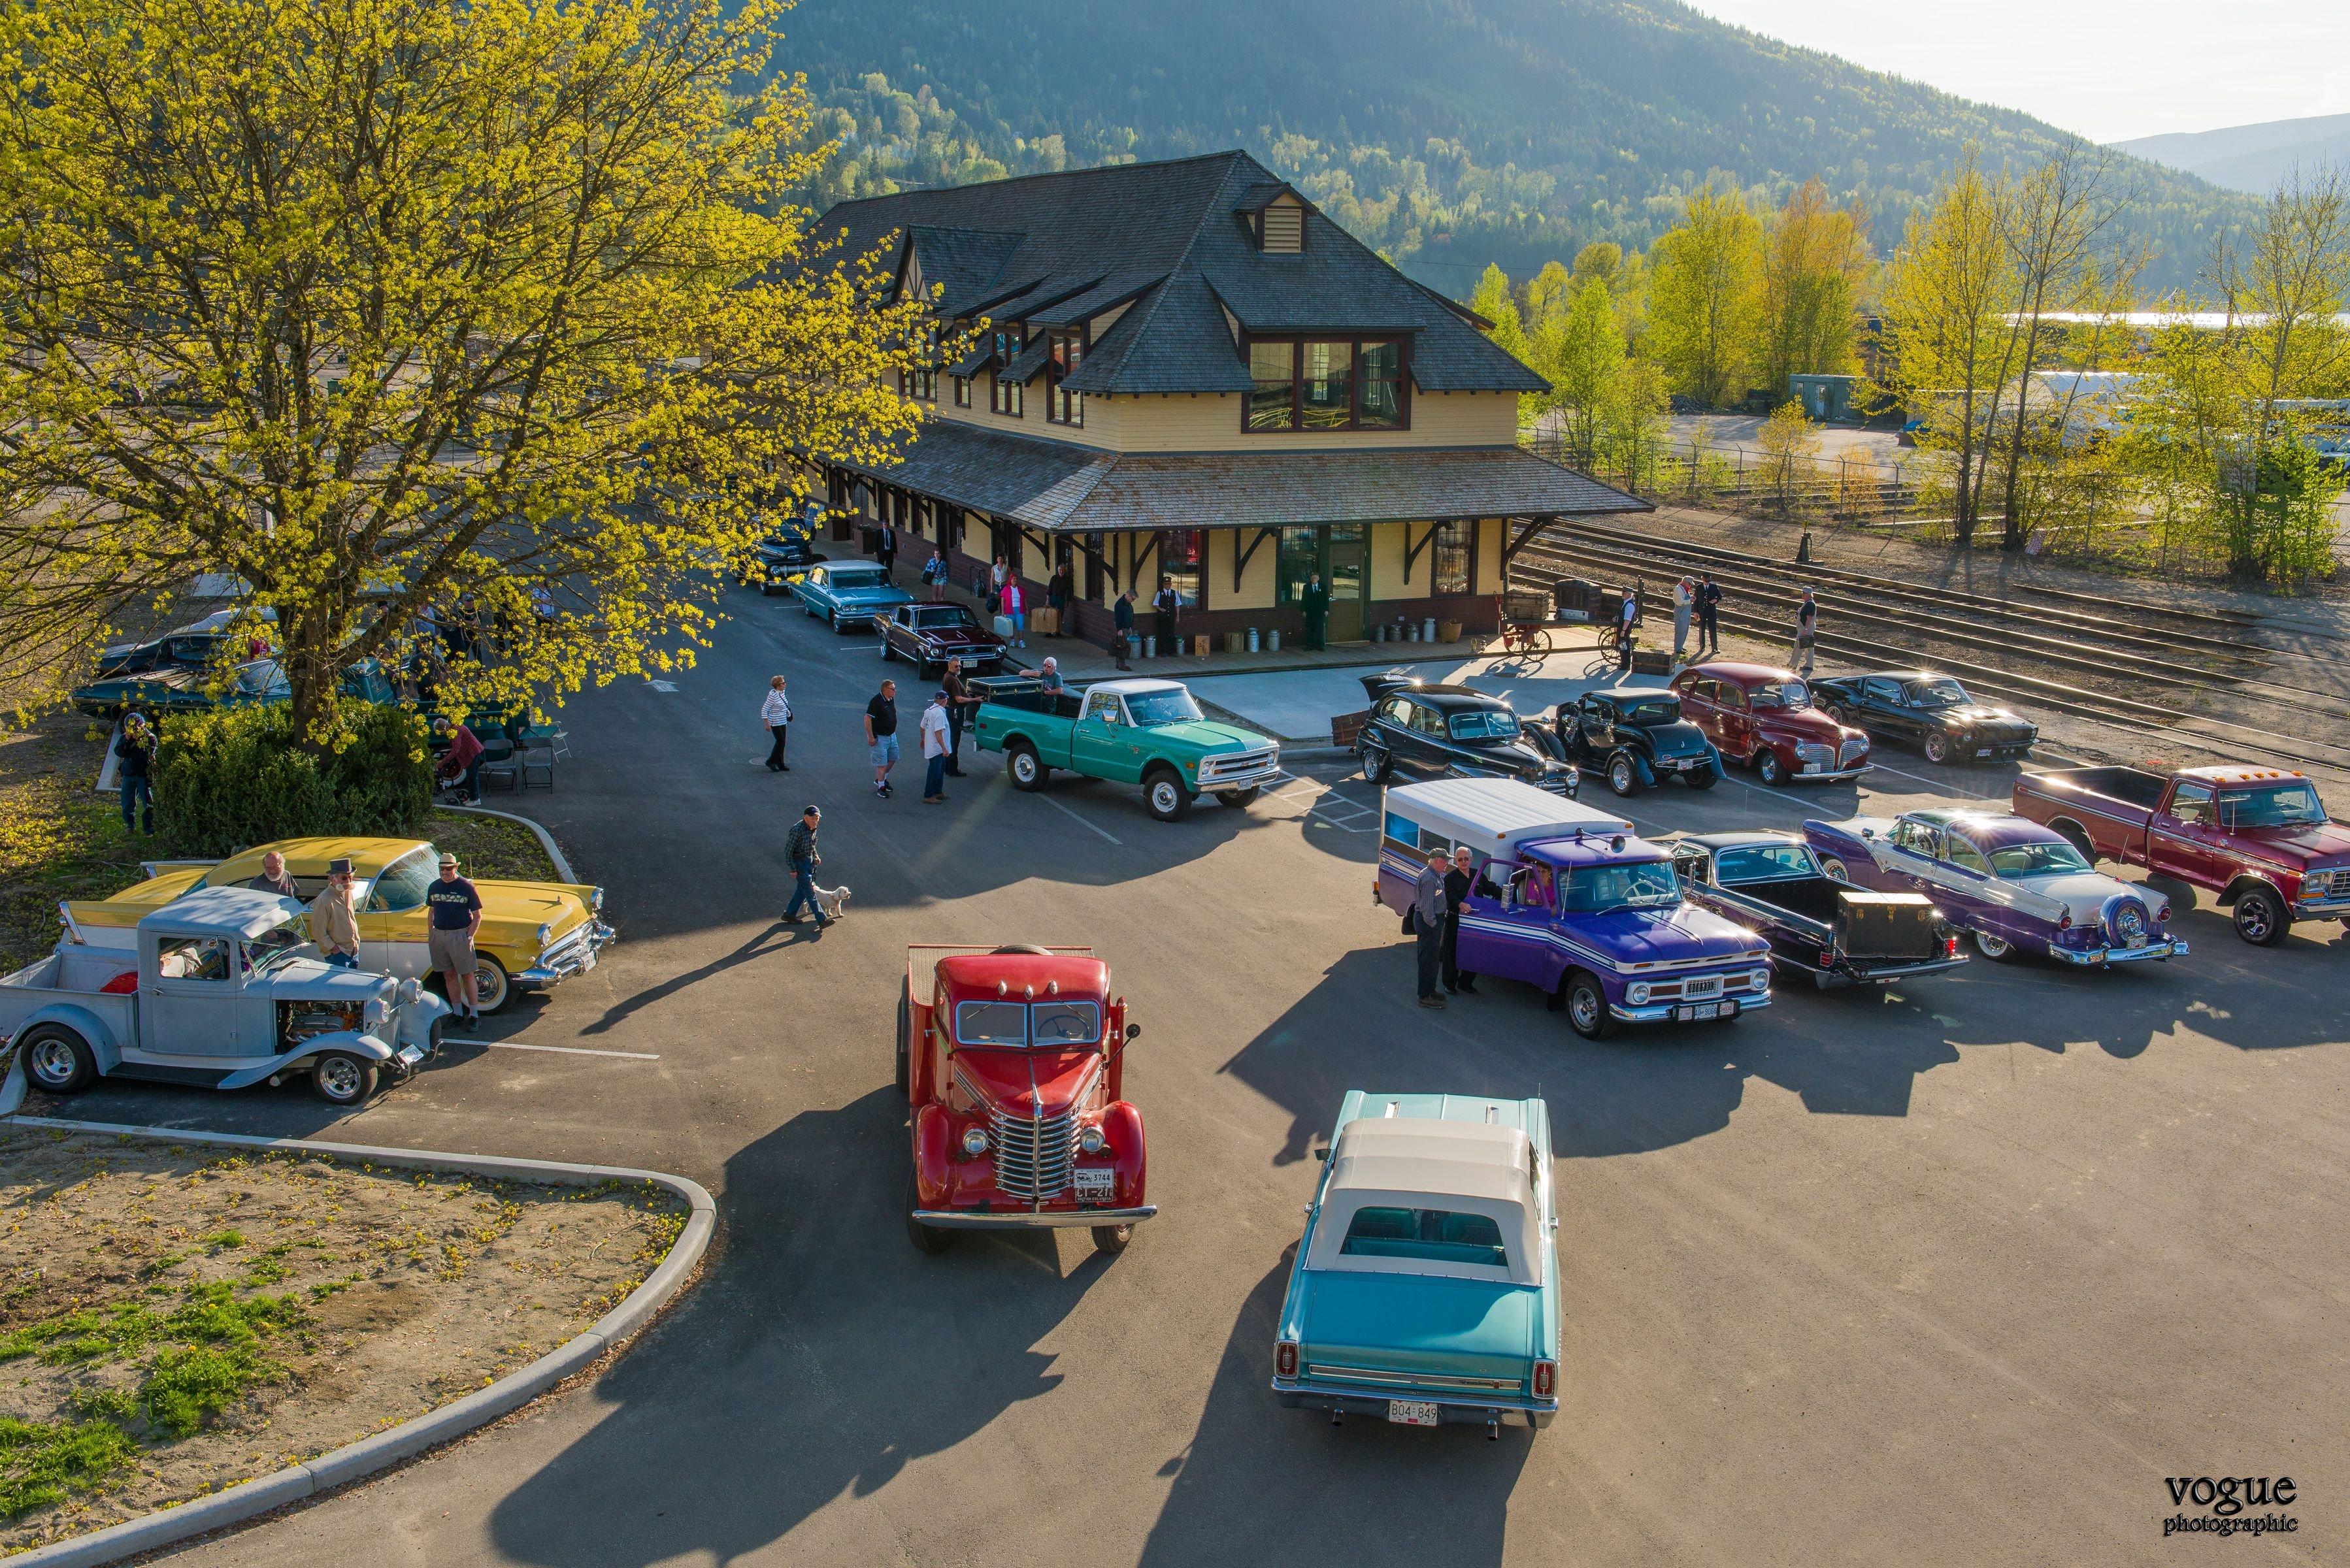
[1244, 338, 1410, 432]
[1275, 526, 1319, 604]
[1432, 523, 1470, 595]
[1160, 529, 1203, 609]
[991, 373, 1023, 418]
[953, 375, 970, 408]
[1259, 201, 1304, 253]
[1082, 532, 1105, 600]
[1047, 330, 1085, 426]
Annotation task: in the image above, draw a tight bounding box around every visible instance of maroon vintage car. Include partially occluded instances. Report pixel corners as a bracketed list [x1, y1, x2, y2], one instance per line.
[899, 944, 1152, 1256]
[877, 602, 1007, 679]
[2012, 764, 2350, 945]
[1671, 662, 1871, 786]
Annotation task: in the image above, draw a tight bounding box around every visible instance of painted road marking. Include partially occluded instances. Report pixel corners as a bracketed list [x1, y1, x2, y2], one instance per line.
[1037, 791, 1123, 846]
[484, 1041, 661, 1060]
[649, 679, 678, 693]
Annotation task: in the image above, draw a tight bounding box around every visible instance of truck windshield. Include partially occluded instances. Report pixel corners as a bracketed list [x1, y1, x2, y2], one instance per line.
[2219, 782, 2327, 829]
[1338, 1205, 1508, 1269]
[953, 1000, 1102, 1047]
[248, 923, 309, 972]
[1987, 841, 2093, 878]
[1449, 710, 1521, 742]
[1125, 690, 1204, 727]
[1561, 860, 1682, 913]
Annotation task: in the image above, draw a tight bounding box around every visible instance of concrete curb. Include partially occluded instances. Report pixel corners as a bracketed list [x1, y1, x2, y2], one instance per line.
[0, 1117, 715, 1568]
[0, 1051, 24, 1119]
[439, 803, 576, 882]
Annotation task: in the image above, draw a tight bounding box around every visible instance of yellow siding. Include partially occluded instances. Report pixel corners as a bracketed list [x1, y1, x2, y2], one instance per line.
[1368, 521, 1408, 600]
[1103, 391, 1518, 452]
[1211, 529, 1280, 611]
[1476, 519, 1505, 594]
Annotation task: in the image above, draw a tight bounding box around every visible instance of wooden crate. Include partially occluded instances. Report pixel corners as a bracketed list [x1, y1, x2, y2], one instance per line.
[1331, 710, 1368, 749]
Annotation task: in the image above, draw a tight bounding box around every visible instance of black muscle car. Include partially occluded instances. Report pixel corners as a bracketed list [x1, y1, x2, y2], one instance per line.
[1551, 686, 1722, 797]
[1810, 671, 2038, 766]
[878, 602, 1008, 678]
[1666, 830, 1966, 989]
[1354, 676, 1579, 796]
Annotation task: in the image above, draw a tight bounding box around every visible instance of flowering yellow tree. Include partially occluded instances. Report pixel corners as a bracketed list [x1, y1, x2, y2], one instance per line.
[0, 0, 940, 742]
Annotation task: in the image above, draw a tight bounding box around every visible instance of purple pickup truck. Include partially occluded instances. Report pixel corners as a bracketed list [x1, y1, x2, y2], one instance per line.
[1375, 778, 1772, 1039]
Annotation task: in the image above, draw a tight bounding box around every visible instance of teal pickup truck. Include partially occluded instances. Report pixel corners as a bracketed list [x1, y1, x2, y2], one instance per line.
[972, 677, 1282, 821]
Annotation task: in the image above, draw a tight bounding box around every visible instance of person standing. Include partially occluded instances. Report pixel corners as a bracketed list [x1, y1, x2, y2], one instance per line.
[1412, 850, 1449, 1008]
[1672, 576, 1694, 665]
[922, 547, 950, 602]
[919, 690, 952, 804]
[761, 676, 792, 772]
[1614, 586, 1638, 676]
[426, 852, 484, 1026]
[310, 858, 362, 968]
[865, 679, 899, 798]
[246, 850, 298, 898]
[782, 805, 829, 929]
[1001, 574, 1026, 648]
[942, 657, 976, 776]
[1300, 571, 1329, 651]
[1112, 589, 1136, 670]
[988, 554, 1008, 617]
[1697, 573, 1723, 655]
[113, 715, 156, 835]
[1046, 561, 1073, 638]
[1442, 845, 1480, 996]
[876, 522, 897, 583]
[1793, 587, 1818, 677]
[1153, 575, 1180, 659]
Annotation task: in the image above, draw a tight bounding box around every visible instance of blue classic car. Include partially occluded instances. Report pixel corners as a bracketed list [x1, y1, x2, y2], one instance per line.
[1274, 1091, 1559, 1436]
[792, 561, 914, 632]
[1804, 809, 2187, 966]
[1376, 779, 1772, 1039]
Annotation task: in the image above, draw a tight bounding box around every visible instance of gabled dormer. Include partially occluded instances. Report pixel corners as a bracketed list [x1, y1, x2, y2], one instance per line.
[1236, 182, 1309, 253]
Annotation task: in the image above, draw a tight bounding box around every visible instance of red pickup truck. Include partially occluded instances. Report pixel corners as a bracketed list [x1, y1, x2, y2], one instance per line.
[2011, 765, 2350, 945]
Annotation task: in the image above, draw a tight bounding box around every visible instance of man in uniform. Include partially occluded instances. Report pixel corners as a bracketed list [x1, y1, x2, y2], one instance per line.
[1300, 571, 1330, 651]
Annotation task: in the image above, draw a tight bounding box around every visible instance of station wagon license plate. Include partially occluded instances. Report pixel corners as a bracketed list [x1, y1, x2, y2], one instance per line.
[1387, 1400, 1440, 1427]
[1676, 1000, 1735, 1021]
[1074, 1168, 1115, 1201]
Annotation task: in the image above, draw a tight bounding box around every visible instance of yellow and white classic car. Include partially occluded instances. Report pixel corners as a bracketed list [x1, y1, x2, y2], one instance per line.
[63, 837, 613, 1013]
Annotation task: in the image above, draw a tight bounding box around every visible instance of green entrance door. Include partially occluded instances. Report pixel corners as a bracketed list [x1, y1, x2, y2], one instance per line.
[1325, 525, 1366, 642]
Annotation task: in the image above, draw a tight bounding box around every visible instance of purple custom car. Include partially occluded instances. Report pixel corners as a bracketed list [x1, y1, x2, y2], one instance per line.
[1803, 808, 2187, 967]
[1440, 834, 1772, 1039]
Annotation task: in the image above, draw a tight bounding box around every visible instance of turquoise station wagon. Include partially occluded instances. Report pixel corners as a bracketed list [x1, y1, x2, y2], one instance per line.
[1274, 1092, 1559, 1436]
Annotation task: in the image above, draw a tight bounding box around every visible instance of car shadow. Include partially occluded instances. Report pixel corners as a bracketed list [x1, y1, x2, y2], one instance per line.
[1134, 1250, 1531, 1568]
[485, 1086, 1115, 1568]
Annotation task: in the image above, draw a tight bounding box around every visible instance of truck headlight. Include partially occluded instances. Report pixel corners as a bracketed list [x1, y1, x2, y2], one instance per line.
[1078, 1125, 1106, 1154]
[397, 979, 422, 1005]
[1748, 968, 1772, 992]
[1626, 983, 1651, 1005]
[960, 1126, 990, 1157]
[364, 997, 389, 1027]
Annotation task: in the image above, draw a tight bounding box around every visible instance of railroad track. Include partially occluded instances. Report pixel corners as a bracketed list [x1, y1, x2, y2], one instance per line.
[1512, 522, 2350, 781]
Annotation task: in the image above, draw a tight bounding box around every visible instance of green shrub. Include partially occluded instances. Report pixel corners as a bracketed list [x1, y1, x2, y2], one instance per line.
[152, 702, 430, 857]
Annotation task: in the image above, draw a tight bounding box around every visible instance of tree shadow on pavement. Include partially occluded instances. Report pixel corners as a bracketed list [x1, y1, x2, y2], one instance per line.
[1136, 1250, 1531, 1568]
[485, 1086, 1113, 1568]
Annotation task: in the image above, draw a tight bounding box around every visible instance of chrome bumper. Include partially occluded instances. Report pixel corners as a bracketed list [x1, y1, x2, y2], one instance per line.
[518, 921, 616, 987]
[1840, 954, 1970, 983]
[1272, 1378, 1557, 1428]
[2049, 937, 2188, 966]
[1611, 992, 1771, 1022]
[912, 1205, 1157, 1230]
[1196, 759, 1283, 791]
[1795, 763, 1872, 783]
[2292, 896, 2350, 919]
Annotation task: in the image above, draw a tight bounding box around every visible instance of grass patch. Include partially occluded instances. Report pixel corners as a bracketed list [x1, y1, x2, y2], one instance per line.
[0, 716, 152, 973]
[426, 808, 560, 881]
[0, 1282, 306, 1448]
[0, 1416, 137, 1520]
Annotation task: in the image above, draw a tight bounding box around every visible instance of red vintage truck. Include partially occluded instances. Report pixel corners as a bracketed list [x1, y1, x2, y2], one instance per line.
[899, 944, 1153, 1256]
[2011, 764, 2350, 945]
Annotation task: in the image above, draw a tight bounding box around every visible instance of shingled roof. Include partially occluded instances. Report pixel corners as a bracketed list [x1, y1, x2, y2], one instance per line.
[818, 150, 1547, 399]
[837, 422, 1646, 534]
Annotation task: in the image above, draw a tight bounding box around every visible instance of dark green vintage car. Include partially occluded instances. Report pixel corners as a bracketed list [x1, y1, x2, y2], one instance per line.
[73, 658, 394, 719]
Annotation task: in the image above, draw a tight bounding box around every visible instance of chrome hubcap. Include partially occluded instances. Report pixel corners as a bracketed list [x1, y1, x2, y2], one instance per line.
[1977, 933, 2007, 957]
[2240, 903, 2272, 938]
[1151, 782, 1178, 812]
[29, 1039, 74, 1084]
[1014, 755, 1035, 782]
[1572, 990, 1598, 1029]
[318, 1058, 361, 1099]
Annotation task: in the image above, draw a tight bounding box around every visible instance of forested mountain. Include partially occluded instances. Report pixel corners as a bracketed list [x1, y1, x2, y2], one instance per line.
[779, 0, 2249, 295]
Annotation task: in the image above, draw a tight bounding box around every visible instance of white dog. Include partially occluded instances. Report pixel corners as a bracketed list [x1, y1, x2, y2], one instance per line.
[813, 884, 851, 921]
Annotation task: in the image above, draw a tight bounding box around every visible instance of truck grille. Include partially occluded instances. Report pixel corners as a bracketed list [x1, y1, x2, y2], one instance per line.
[1200, 748, 1275, 782]
[991, 1106, 1074, 1201]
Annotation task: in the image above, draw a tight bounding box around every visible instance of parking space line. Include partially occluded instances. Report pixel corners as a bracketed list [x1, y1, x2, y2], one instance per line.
[484, 1041, 661, 1060]
[1866, 762, 2002, 802]
[1037, 792, 1123, 846]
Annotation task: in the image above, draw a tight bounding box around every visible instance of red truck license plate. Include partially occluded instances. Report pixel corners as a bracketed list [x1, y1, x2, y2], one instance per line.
[1387, 1400, 1440, 1427]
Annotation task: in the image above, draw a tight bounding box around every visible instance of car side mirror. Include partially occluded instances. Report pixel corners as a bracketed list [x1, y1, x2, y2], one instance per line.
[1313, 1147, 1329, 1162]
[1125, 1022, 1141, 1041]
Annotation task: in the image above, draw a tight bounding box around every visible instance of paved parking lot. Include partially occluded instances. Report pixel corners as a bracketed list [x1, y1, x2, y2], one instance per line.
[47, 583, 2342, 1567]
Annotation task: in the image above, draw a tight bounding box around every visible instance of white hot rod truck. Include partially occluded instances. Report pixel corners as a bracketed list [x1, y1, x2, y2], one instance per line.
[2, 887, 448, 1105]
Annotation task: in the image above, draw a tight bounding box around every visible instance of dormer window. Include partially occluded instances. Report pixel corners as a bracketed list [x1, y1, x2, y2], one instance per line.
[1256, 195, 1306, 253]
[1244, 336, 1408, 431]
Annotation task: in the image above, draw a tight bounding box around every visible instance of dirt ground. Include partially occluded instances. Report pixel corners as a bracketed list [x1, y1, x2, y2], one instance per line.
[0, 1129, 684, 1553]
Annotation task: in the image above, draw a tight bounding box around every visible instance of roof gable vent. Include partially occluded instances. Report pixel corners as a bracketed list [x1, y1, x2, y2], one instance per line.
[1260, 199, 1304, 253]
